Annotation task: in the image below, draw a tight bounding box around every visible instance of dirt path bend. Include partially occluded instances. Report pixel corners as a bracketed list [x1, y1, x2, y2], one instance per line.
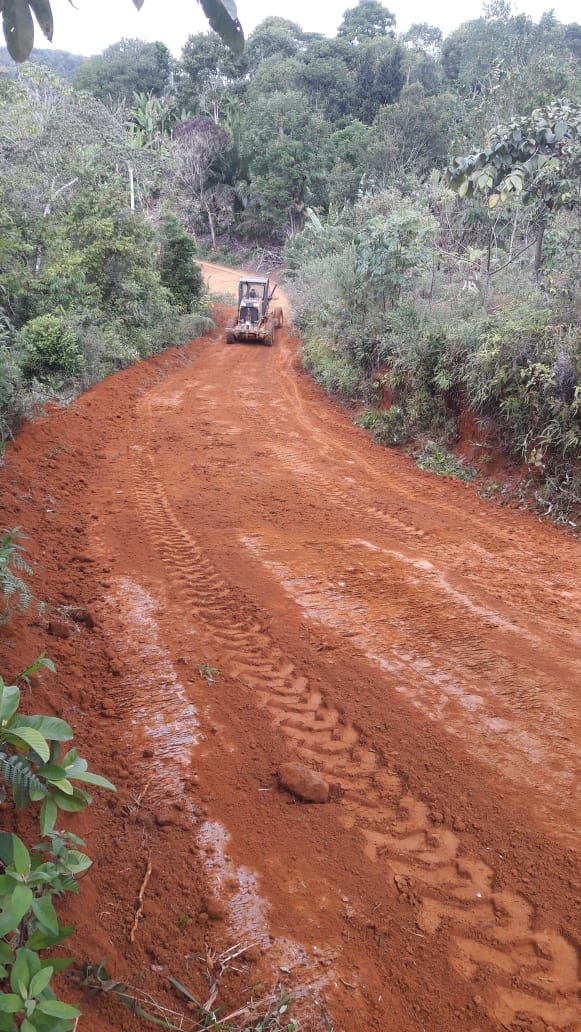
[1, 263, 580, 1032]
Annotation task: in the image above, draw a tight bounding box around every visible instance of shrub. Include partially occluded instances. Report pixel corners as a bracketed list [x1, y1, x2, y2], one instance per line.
[0, 528, 32, 622]
[158, 213, 205, 311]
[372, 405, 408, 445]
[302, 335, 364, 398]
[415, 441, 477, 482]
[0, 347, 22, 444]
[19, 316, 82, 381]
[0, 532, 115, 1029]
[466, 310, 581, 464]
[357, 408, 383, 430]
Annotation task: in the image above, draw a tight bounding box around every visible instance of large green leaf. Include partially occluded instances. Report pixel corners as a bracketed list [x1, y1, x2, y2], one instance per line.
[68, 771, 116, 791]
[49, 789, 87, 813]
[39, 797, 57, 837]
[9, 948, 33, 995]
[0, 685, 19, 726]
[0, 884, 32, 937]
[11, 835, 30, 877]
[26, 926, 73, 951]
[18, 717, 72, 743]
[0, 994, 21, 1013]
[28, 967, 53, 999]
[28, 0, 52, 42]
[0, 832, 15, 866]
[35, 999, 80, 1019]
[0, 684, 20, 725]
[63, 850, 92, 874]
[30, 896, 59, 936]
[3, 728, 49, 763]
[198, 0, 244, 54]
[2, 0, 35, 62]
[9, 883, 33, 924]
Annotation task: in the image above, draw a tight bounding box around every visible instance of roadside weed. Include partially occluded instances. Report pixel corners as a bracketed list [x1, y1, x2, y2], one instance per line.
[414, 441, 476, 483]
[0, 532, 115, 1029]
[0, 529, 32, 622]
[198, 664, 219, 686]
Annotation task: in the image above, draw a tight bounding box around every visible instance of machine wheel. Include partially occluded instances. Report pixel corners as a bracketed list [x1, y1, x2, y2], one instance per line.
[264, 324, 273, 347]
[226, 321, 235, 344]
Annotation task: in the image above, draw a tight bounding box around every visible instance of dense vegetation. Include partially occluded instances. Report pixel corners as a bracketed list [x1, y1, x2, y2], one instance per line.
[0, 0, 579, 518]
[0, 64, 211, 444]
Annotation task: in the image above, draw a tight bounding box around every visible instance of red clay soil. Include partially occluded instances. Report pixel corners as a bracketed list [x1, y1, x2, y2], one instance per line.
[1, 262, 580, 1032]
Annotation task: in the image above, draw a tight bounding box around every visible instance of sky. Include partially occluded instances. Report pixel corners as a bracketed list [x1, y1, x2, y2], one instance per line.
[47, 0, 579, 58]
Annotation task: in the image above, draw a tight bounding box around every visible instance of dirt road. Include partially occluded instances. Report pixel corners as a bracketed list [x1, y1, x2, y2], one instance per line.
[1, 263, 580, 1031]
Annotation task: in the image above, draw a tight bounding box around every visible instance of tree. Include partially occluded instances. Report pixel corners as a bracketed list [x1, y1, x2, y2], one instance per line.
[401, 23, 442, 57]
[171, 116, 229, 248]
[354, 37, 405, 123]
[324, 120, 370, 205]
[246, 17, 305, 69]
[338, 0, 396, 42]
[241, 90, 330, 240]
[247, 54, 302, 97]
[158, 212, 204, 310]
[177, 31, 247, 110]
[296, 37, 358, 125]
[354, 195, 438, 314]
[448, 99, 581, 278]
[176, 31, 247, 125]
[0, 70, 166, 332]
[368, 83, 456, 181]
[73, 39, 172, 103]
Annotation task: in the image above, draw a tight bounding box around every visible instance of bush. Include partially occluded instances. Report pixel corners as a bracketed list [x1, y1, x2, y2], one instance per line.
[415, 441, 476, 482]
[0, 347, 22, 444]
[19, 316, 82, 381]
[302, 335, 364, 398]
[158, 213, 205, 311]
[466, 309, 581, 464]
[372, 405, 408, 445]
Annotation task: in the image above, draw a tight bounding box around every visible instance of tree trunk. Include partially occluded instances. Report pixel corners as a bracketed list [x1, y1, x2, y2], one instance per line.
[207, 207, 216, 250]
[128, 163, 135, 212]
[534, 220, 546, 283]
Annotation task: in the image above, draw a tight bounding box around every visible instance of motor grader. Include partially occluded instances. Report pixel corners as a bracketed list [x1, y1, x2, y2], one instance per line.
[226, 277, 283, 347]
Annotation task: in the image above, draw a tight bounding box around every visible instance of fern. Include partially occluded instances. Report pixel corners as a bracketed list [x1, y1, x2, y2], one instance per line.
[0, 751, 47, 801]
[0, 528, 33, 620]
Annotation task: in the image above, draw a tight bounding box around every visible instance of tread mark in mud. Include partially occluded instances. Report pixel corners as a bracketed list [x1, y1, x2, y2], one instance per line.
[131, 447, 581, 1029]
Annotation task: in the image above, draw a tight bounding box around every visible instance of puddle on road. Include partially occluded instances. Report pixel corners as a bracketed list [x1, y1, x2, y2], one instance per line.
[103, 579, 200, 794]
[198, 819, 336, 994]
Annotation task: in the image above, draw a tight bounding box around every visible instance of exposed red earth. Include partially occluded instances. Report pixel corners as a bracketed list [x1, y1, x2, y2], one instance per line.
[1, 262, 580, 1032]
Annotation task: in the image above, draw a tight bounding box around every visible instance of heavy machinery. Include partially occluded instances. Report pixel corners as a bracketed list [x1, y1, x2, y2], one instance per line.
[226, 277, 283, 347]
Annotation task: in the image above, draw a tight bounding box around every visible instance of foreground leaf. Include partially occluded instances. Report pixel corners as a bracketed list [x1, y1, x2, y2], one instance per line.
[36, 998, 80, 1018]
[28, 0, 53, 41]
[2, 0, 35, 62]
[198, 0, 244, 54]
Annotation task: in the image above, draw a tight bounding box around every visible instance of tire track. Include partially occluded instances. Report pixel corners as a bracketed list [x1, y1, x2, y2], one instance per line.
[130, 440, 581, 1030]
[201, 357, 581, 646]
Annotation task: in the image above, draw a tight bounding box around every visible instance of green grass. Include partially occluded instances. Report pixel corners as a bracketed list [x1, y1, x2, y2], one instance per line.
[414, 441, 477, 483]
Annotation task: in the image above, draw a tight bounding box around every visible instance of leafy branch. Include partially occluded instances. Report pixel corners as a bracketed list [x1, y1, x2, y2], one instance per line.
[1, 0, 244, 63]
